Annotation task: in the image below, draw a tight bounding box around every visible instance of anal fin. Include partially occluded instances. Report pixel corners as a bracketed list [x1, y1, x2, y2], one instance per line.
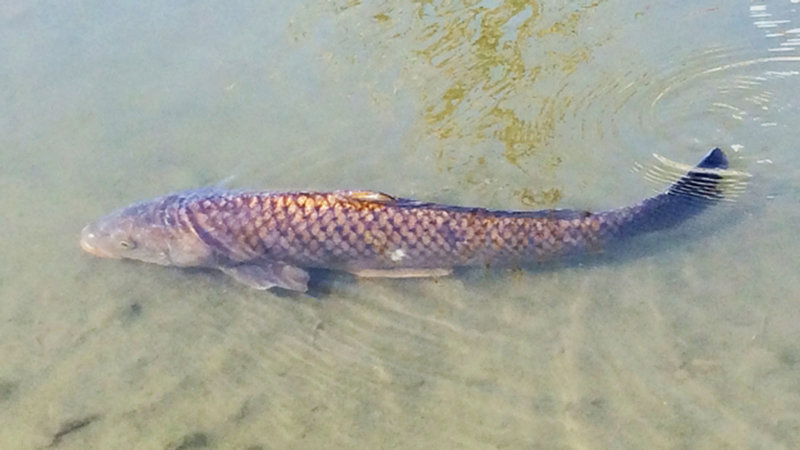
[349, 268, 452, 278]
[221, 262, 310, 292]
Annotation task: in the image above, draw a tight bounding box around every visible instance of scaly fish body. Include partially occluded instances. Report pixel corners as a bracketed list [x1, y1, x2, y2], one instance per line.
[80, 148, 733, 292]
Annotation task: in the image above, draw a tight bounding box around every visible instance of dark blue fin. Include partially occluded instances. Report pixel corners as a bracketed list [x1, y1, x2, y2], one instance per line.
[664, 148, 727, 201]
[695, 148, 728, 169]
[603, 148, 733, 236]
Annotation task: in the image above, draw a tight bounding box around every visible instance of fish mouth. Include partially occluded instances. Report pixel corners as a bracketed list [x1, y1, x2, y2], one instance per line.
[80, 226, 119, 259]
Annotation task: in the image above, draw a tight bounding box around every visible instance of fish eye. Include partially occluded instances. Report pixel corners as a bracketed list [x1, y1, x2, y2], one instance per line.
[119, 240, 137, 250]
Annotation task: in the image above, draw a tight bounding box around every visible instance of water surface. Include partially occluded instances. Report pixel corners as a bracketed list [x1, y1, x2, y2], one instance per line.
[1, 0, 799, 448]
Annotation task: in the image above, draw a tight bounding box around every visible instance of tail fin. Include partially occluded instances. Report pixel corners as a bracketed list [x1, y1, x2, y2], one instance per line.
[604, 148, 733, 236]
[664, 147, 728, 200]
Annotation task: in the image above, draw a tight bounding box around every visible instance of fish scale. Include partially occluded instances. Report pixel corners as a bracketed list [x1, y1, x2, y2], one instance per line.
[180, 190, 625, 271]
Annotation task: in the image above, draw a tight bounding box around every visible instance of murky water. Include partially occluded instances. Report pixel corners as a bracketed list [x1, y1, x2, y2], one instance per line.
[1, 0, 799, 448]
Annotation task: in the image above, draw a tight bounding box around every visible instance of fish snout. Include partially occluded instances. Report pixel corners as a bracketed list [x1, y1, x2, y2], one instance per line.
[80, 224, 120, 259]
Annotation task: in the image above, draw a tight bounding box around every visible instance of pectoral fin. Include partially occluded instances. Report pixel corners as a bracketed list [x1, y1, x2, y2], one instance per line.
[221, 263, 310, 292]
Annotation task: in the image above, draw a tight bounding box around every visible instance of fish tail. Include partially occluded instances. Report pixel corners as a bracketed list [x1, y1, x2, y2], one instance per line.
[603, 148, 739, 236]
[664, 146, 728, 202]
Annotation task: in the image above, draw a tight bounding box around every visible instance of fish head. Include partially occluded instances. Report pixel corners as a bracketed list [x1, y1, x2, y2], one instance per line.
[80, 196, 208, 267]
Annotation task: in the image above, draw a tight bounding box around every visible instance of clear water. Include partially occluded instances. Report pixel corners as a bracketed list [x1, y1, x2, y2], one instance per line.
[1, 0, 799, 448]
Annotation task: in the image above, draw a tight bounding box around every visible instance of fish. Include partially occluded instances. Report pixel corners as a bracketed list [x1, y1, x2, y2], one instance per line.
[80, 148, 736, 292]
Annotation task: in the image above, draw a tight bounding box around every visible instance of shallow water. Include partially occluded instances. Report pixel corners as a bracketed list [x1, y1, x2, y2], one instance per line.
[1, 0, 799, 448]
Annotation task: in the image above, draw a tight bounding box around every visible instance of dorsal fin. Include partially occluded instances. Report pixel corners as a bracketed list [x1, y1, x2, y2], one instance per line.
[336, 190, 397, 204]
